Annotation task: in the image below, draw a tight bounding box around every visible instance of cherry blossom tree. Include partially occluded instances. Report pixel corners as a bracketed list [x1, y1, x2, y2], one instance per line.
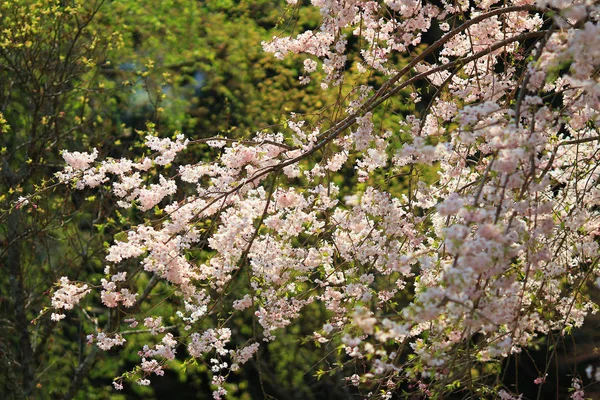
[46, 0, 600, 398]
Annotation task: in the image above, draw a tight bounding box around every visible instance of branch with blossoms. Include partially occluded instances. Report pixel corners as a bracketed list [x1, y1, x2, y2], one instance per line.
[46, 1, 600, 398]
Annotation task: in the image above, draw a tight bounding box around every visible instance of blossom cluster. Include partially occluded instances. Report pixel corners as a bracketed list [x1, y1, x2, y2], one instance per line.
[49, 0, 600, 398]
[49, 277, 91, 321]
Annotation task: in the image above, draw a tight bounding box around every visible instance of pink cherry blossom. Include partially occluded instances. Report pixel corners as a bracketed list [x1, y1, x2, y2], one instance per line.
[49, 1, 600, 398]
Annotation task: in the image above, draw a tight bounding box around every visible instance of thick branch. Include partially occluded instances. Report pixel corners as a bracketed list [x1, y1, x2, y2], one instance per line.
[5, 209, 34, 398]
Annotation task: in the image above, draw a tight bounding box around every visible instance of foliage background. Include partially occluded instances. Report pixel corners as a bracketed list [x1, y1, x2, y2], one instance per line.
[1, 0, 598, 399]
